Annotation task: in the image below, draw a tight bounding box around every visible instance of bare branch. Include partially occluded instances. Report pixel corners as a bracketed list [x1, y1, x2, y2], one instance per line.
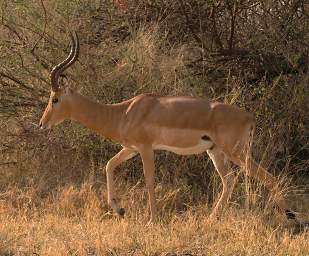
[0, 71, 34, 91]
[210, 2, 224, 50]
[228, 1, 238, 51]
[179, 0, 203, 48]
[31, 0, 48, 53]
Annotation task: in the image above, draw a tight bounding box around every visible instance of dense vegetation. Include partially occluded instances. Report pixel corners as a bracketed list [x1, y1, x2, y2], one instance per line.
[0, 1, 308, 255]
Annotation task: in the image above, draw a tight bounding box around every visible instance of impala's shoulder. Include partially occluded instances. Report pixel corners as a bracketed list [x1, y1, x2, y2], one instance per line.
[126, 93, 159, 114]
[134, 93, 160, 100]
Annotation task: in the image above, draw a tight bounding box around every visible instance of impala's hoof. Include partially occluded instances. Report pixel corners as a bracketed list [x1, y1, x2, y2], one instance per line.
[146, 220, 155, 226]
[209, 215, 219, 221]
[303, 222, 309, 227]
[117, 207, 125, 217]
[285, 209, 296, 220]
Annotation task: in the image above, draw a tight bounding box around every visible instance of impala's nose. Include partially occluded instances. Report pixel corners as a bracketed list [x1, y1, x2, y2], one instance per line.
[39, 121, 43, 129]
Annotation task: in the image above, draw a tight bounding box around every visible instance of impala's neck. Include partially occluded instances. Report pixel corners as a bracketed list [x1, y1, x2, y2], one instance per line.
[69, 91, 124, 141]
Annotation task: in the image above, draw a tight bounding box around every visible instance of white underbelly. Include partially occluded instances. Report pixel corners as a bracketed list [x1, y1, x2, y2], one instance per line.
[153, 140, 213, 155]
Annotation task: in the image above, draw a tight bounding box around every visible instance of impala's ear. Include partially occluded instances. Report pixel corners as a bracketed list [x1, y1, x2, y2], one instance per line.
[64, 87, 72, 94]
[59, 74, 69, 87]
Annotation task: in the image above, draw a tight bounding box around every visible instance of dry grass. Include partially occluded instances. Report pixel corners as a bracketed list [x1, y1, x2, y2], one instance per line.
[0, 166, 308, 255]
[0, 198, 308, 256]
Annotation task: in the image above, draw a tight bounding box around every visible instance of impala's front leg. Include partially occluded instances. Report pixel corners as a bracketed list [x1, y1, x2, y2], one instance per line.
[207, 147, 237, 219]
[106, 147, 137, 216]
[139, 146, 157, 223]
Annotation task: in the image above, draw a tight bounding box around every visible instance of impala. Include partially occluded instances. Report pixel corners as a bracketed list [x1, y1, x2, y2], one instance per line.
[39, 32, 296, 223]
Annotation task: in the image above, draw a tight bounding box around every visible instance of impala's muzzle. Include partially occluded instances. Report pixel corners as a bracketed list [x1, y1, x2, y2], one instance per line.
[39, 120, 51, 130]
[39, 112, 52, 130]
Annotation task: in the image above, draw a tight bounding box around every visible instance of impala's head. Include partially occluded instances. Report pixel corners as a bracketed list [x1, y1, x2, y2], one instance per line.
[39, 32, 79, 129]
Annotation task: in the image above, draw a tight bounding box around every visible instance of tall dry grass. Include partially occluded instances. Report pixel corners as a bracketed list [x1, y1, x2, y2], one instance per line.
[1, 196, 309, 255]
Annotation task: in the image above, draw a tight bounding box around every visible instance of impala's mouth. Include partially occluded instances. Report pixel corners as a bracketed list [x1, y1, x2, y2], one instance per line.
[39, 121, 52, 130]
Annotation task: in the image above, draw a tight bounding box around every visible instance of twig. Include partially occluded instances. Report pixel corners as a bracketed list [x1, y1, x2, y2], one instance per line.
[210, 2, 223, 50]
[228, 2, 238, 51]
[0, 71, 34, 91]
[31, 0, 47, 53]
[178, 0, 203, 48]
[0, 161, 17, 166]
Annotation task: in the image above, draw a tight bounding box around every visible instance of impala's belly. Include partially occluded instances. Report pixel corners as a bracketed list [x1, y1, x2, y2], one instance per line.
[150, 126, 209, 145]
[152, 126, 214, 155]
[122, 126, 214, 155]
[153, 139, 213, 155]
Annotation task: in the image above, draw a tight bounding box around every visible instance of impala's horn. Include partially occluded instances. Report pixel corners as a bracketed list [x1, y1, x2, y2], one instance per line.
[50, 31, 79, 91]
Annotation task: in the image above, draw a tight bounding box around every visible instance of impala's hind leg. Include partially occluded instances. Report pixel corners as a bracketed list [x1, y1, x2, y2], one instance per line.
[106, 147, 137, 216]
[229, 125, 296, 220]
[207, 146, 237, 219]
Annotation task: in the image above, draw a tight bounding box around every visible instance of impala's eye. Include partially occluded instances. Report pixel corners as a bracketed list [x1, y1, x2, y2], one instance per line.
[52, 98, 59, 104]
